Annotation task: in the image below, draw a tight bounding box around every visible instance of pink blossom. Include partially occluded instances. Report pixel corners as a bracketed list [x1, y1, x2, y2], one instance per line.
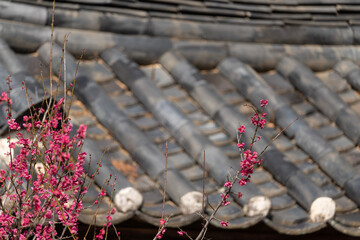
[222, 201, 230, 206]
[237, 192, 243, 198]
[237, 143, 245, 148]
[8, 119, 20, 130]
[224, 181, 232, 188]
[177, 231, 185, 236]
[76, 124, 87, 140]
[220, 221, 228, 227]
[260, 99, 269, 107]
[98, 189, 106, 197]
[95, 228, 105, 240]
[106, 215, 112, 222]
[238, 125, 246, 133]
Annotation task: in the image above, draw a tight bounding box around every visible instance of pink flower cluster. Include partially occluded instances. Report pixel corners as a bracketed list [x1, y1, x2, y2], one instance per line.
[216, 100, 268, 228]
[0, 92, 89, 239]
[250, 99, 268, 129]
[155, 219, 167, 239]
[221, 193, 230, 206]
[237, 100, 267, 185]
[177, 230, 186, 236]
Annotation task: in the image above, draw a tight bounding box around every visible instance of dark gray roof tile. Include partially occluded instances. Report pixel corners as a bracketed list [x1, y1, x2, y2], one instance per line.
[343, 66, 360, 93]
[351, 101, 360, 115]
[262, 71, 294, 94]
[4, 2, 360, 235]
[81, 60, 115, 83]
[132, 175, 157, 192]
[308, 171, 331, 187]
[86, 125, 107, 140]
[298, 162, 318, 175]
[138, 210, 201, 227]
[279, 57, 360, 143]
[145, 128, 170, 143]
[214, 214, 264, 229]
[175, 99, 198, 114]
[329, 219, 360, 237]
[264, 217, 325, 235]
[0, 1, 48, 25]
[283, 19, 349, 27]
[142, 189, 166, 205]
[251, 12, 312, 20]
[251, 168, 273, 184]
[304, 112, 330, 129]
[141, 202, 181, 218]
[201, 72, 235, 93]
[223, 91, 246, 105]
[270, 205, 309, 225]
[179, 5, 248, 17]
[261, 127, 279, 139]
[124, 104, 147, 118]
[142, 64, 175, 88]
[158, 140, 182, 155]
[101, 80, 126, 95]
[72, 114, 98, 126]
[329, 135, 355, 152]
[188, 111, 211, 125]
[217, 17, 284, 26]
[205, 2, 271, 13]
[272, 5, 337, 14]
[280, 91, 304, 105]
[199, 121, 222, 135]
[321, 183, 344, 198]
[339, 90, 360, 105]
[133, 116, 159, 131]
[316, 71, 350, 93]
[335, 107, 360, 145]
[335, 210, 360, 227]
[208, 203, 244, 221]
[167, 152, 194, 170]
[221, 144, 239, 158]
[317, 124, 343, 140]
[104, 150, 131, 163]
[208, 132, 232, 146]
[341, 148, 360, 166]
[181, 165, 207, 181]
[163, 53, 336, 216]
[258, 181, 287, 197]
[284, 148, 309, 164]
[272, 135, 295, 151]
[191, 178, 218, 193]
[334, 60, 359, 78]
[270, 194, 296, 210]
[335, 196, 358, 213]
[163, 85, 187, 101]
[113, 93, 138, 107]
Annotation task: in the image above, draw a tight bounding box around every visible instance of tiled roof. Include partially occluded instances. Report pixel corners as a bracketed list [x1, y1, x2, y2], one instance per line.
[1, 0, 360, 238]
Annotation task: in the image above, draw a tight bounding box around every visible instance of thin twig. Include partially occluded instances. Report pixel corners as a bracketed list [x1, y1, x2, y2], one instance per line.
[202, 150, 205, 226]
[159, 141, 168, 231]
[258, 117, 298, 158]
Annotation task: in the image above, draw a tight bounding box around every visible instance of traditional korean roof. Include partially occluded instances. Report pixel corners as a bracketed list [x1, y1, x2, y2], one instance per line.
[1, 0, 360, 238]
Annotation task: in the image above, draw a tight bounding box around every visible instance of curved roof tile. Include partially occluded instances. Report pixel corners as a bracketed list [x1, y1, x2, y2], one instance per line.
[1, 0, 360, 238]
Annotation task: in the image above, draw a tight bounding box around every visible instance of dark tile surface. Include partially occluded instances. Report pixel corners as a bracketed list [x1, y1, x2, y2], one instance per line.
[292, 102, 316, 116]
[2, 2, 360, 236]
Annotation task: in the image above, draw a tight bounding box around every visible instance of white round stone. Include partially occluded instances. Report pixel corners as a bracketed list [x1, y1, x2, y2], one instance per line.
[310, 197, 336, 222]
[243, 196, 271, 217]
[180, 191, 203, 215]
[114, 187, 143, 213]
